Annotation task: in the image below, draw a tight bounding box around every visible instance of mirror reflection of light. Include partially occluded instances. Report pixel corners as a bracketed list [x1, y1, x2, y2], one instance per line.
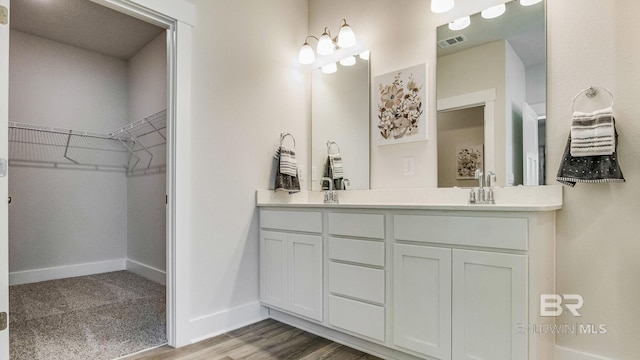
[431, 0, 454, 13]
[321, 62, 338, 74]
[481, 3, 506, 19]
[359, 51, 370, 61]
[520, 0, 542, 6]
[448, 16, 470, 31]
[339, 56, 356, 67]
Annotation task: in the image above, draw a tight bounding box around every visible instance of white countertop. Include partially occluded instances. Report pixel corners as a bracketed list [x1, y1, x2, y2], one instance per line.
[256, 185, 563, 212]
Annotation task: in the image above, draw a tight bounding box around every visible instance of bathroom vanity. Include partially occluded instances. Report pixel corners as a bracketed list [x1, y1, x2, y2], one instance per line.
[256, 186, 562, 360]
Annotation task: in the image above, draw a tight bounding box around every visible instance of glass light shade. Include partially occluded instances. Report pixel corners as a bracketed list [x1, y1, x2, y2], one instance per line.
[298, 43, 315, 64]
[321, 63, 337, 74]
[448, 16, 470, 31]
[317, 32, 335, 55]
[339, 56, 356, 66]
[431, 0, 454, 13]
[481, 3, 506, 19]
[359, 51, 370, 60]
[337, 23, 356, 48]
[520, 0, 542, 5]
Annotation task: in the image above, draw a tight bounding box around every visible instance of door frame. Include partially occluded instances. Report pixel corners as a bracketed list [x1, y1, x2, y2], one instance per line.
[87, 0, 195, 347]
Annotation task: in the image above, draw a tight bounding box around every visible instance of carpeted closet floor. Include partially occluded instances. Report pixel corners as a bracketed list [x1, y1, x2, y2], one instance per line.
[9, 271, 166, 360]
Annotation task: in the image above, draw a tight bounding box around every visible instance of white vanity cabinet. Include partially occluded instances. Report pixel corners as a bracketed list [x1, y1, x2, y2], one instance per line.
[257, 195, 558, 360]
[259, 210, 323, 321]
[393, 212, 553, 360]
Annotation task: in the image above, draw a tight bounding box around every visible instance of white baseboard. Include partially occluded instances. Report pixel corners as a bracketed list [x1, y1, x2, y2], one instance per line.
[9, 259, 127, 286]
[126, 259, 166, 285]
[187, 301, 268, 344]
[555, 345, 614, 360]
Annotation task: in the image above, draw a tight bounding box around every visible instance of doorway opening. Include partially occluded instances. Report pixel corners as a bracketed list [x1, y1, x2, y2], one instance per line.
[6, 0, 176, 358]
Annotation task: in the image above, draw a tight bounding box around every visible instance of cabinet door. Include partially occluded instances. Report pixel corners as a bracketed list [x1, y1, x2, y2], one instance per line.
[288, 233, 323, 321]
[393, 244, 452, 360]
[260, 231, 288, 310]
[452, 249, 527, 360]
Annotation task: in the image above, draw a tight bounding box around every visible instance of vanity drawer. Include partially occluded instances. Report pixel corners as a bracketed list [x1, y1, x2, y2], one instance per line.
[329, 295, 385, 342]
[394, 215, 528, 251]
[328, 237, 385, 266]
[329, 262, 385, 304]
[260, 210, 322, 233]
[328, 212, 385, 239]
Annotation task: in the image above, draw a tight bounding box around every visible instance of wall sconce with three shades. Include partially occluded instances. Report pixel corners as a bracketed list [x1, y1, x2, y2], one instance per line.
[298, 19, 367, 74]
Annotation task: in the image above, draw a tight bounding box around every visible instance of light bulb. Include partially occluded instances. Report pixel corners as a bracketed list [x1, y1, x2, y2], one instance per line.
[339, 56, 356, 66]
[337, 20, 356, 48]
[321, 63, 337, 74]
[520, 0, 542, 5]
[317, 30, 335, 56]
[482, 3, 506, 19]
[298, 43, 315, 64]
[448, 16, 470, 31]
[359, 51, 370, 60]
[431, 0, 454, 13]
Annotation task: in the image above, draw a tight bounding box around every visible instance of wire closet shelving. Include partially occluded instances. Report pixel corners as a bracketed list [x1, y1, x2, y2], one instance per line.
[8, 110, 166, 177]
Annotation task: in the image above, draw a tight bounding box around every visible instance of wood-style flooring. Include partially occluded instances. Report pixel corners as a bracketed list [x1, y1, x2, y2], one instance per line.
[122, 318, 382, 360]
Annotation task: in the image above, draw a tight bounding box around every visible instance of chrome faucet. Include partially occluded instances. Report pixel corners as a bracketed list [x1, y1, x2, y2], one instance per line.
[321, 177, 338, 203]
[469, 169, 496, 204]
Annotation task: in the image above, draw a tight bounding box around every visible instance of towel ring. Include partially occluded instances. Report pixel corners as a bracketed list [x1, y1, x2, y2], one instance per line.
[326, 141, 341, 155]
[280, 132, 296, 148]
[571, 86, 614, 112]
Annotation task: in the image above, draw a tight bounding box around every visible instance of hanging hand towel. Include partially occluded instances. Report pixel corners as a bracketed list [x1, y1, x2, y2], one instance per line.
[570, 107, 615, 157]
[329, 153, 344, 179]
[278, 146, 298, 177]
[273, 146, 300, 193]
[556, 119, 624, 187]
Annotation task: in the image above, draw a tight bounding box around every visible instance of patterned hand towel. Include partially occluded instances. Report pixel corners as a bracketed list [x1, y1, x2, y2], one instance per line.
[273, 146, 300, 193]
[278, 146, 298, 177]
[329, 153, 344, 179]
[570, 107, 615, 157]
[557, 119, 624, 187]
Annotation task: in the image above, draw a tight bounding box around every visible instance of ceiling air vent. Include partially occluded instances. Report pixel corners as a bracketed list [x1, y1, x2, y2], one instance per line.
[438, 34, 468, 48]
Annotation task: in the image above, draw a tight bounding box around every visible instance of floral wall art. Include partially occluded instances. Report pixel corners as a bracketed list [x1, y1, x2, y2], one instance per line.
[456, 144, 483, 179]
[374, 63, 427, 145]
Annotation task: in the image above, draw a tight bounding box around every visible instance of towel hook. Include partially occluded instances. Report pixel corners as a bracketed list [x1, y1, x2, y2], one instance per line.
[571, 86, 614, 112]
[280, 132, 296, 148]
[326, 140, 340, 155]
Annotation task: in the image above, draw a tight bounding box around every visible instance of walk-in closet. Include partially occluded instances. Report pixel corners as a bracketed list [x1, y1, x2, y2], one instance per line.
[7, 1, 169, 359]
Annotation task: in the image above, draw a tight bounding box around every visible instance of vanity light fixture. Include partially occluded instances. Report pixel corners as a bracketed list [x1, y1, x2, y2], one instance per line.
[448, 16, 470, 30]
[431, 0, 454, 13]
[359, 51, 370, 60]
[321, 62, 338, 74]
[481, 3, 506, 19]
[520, 0, 542, 5]
[298, 36, 317, 64]
[298, 19, 357, 65]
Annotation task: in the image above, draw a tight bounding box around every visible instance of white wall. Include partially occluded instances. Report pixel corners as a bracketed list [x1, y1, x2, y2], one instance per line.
[548, 1, 640, 358]
[181, 0, 308, 340]
[8, 30, 128, 274]
[126, 32, 167, 277]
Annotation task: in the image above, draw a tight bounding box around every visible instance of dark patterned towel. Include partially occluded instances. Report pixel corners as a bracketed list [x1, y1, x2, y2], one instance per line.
[556, 120, 624, 187]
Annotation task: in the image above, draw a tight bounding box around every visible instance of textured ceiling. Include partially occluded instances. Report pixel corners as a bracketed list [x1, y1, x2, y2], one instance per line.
[10, 0, 165, 60]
